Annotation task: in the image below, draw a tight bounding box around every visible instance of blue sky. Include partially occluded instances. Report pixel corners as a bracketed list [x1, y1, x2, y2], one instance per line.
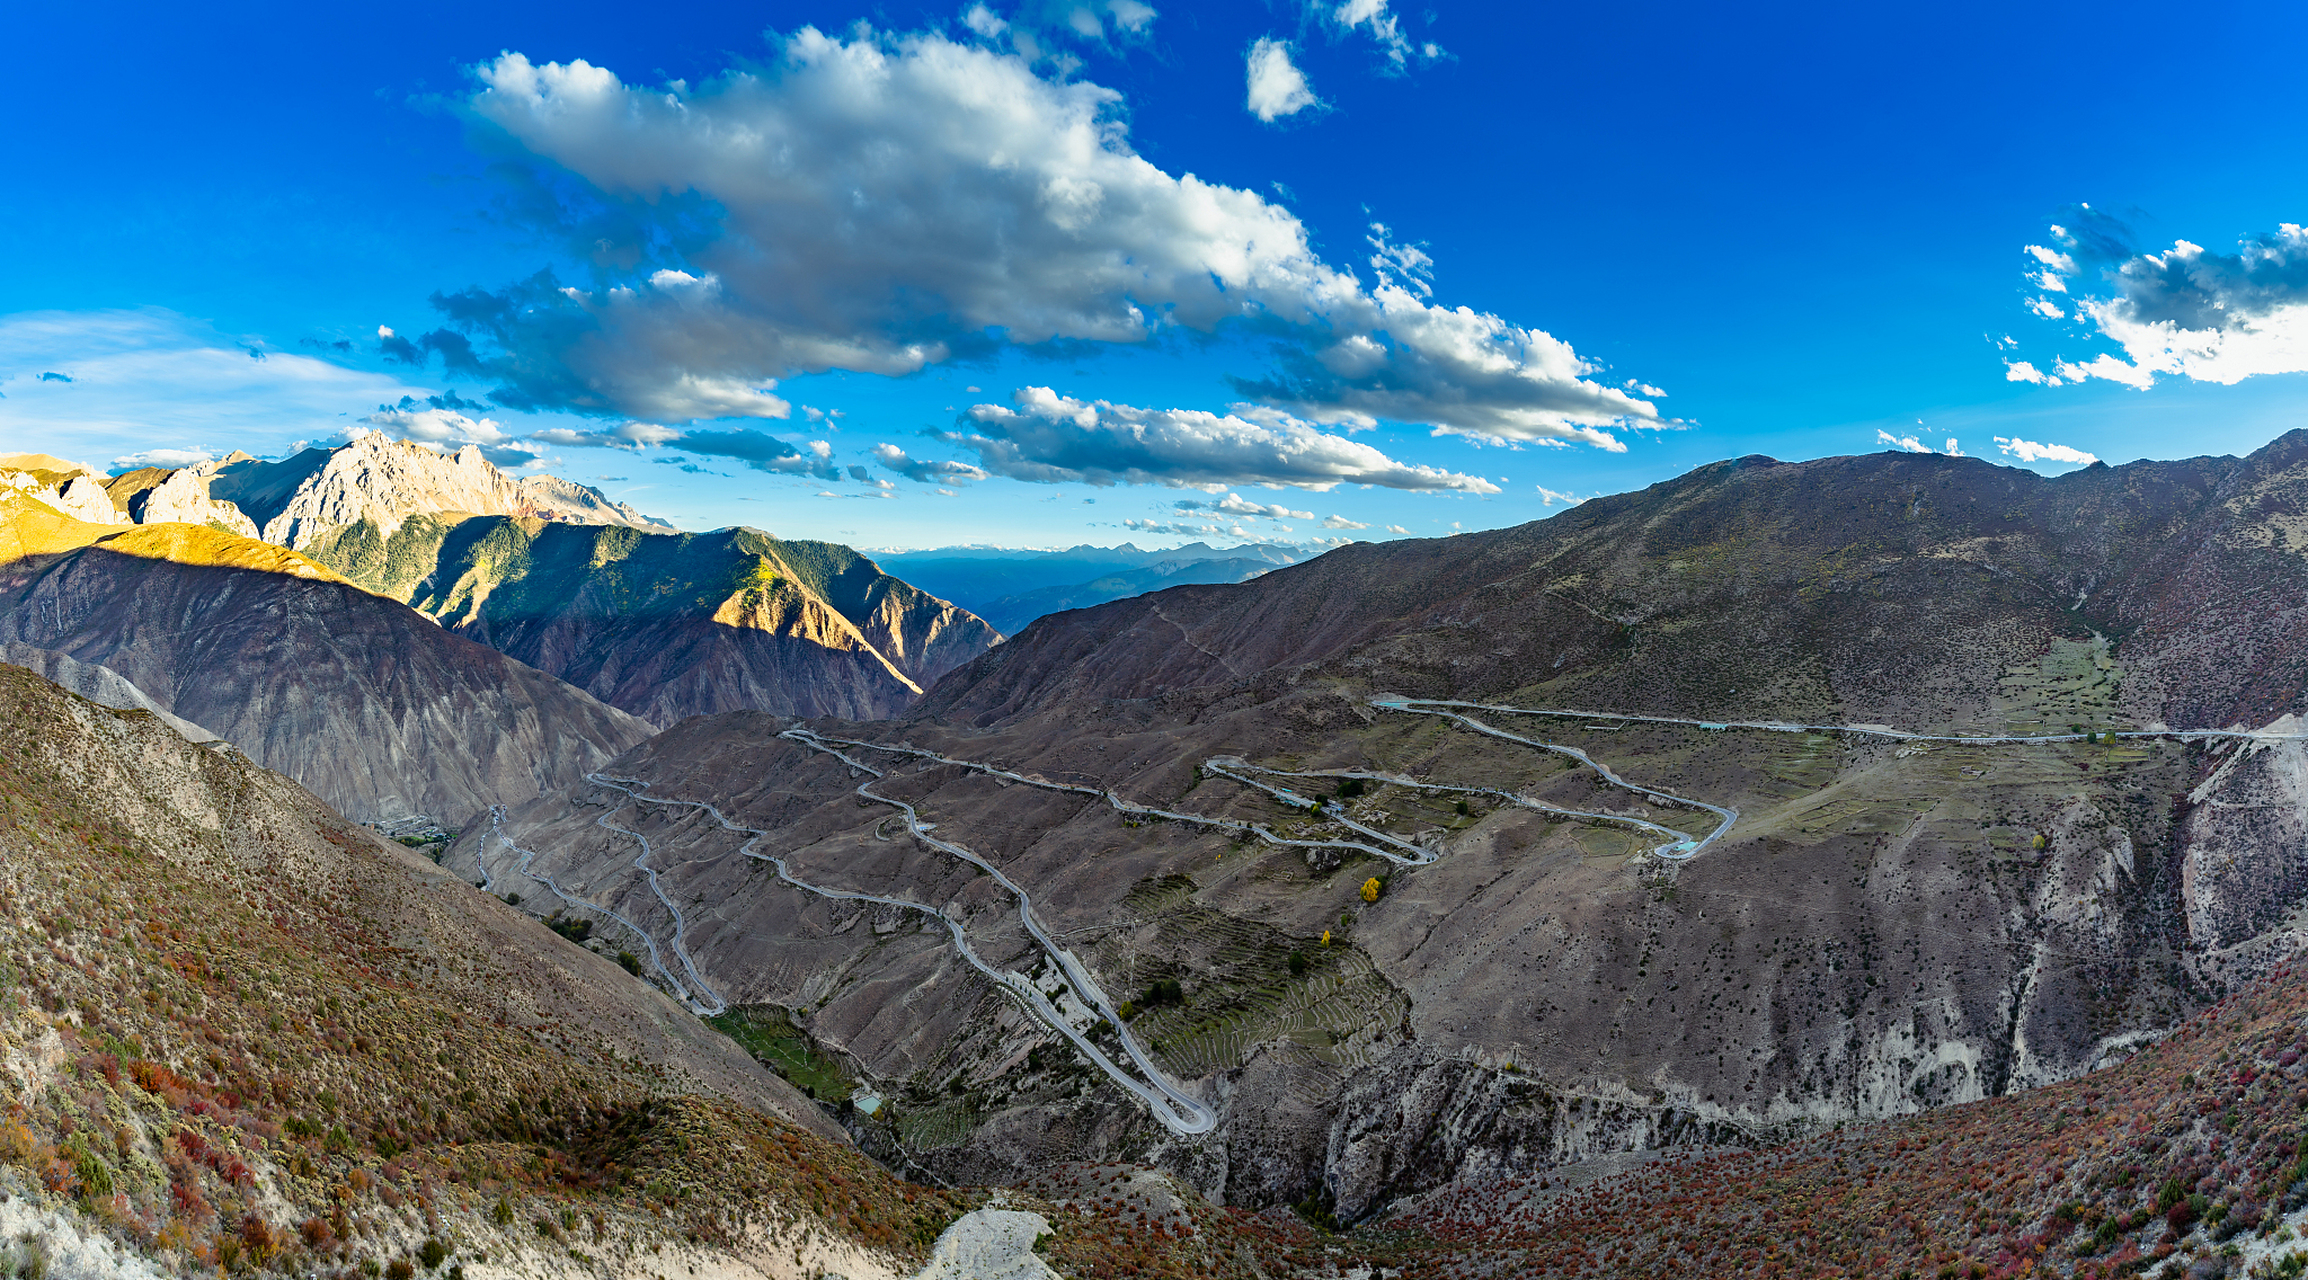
[8, 0, 2308, 550]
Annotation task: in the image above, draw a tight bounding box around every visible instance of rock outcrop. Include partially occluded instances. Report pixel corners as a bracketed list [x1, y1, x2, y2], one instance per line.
[43, 474, 126, 524]
[122, 466, 260, 536]
[516, 472, 680, 529]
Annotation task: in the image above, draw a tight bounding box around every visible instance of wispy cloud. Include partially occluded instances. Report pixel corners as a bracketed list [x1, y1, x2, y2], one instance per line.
[1320, 0, 1446, 70]
[112, 448, 214, 470]
[676, 430, 838, 478]
[1873, 428, 1960, 456]
[949, 387, 1502, 491]
[0, 309, 432, 465]
[1121, 517, 1250, 539]
[1176, 492, 1315, 520]
[530, 422, 684, 450]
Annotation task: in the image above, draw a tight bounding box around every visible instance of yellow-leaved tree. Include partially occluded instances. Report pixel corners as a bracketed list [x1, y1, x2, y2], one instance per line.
[1361, 877, 1382, 903]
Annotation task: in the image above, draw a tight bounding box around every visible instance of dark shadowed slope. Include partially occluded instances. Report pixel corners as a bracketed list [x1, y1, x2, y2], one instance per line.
[0, 499, 652, 823]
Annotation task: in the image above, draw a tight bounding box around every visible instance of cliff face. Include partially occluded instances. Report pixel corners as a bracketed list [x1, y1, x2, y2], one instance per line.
[0, 489, 651, 823]
[311, 518, 1001, 726]
[100, 467, 258, 535]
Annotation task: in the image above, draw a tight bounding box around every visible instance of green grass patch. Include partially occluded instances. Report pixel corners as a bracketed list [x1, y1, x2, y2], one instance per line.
[706, 1006, 856, 1102]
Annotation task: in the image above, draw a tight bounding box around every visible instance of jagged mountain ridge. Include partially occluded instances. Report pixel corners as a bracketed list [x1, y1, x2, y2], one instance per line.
[481, 434, 2308, 1229]
[204, 434, 673, 546]
[310, 515, 1002, 725]
[7, 434, 1003, 725]
[0, 488, 651, 823]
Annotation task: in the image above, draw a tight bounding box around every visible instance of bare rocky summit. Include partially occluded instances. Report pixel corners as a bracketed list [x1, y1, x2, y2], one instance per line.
[204, 433, 672, 549]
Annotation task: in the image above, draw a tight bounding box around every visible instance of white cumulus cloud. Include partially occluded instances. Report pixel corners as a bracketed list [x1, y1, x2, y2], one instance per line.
[1875, 429, 1932, 454]
[1995, 436, 2098, 466]
[2014, 210, 2308, 391]
[1246, 38, 1320, 122]
[1320, 513, 1368, 529]
[407, 30, 1661, 448]
[949, 387, 1502, 491]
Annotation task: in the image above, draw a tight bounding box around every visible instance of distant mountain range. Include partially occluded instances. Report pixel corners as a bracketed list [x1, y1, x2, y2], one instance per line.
[1, 437, 1340, 818]
[878, 540, 1303, 633]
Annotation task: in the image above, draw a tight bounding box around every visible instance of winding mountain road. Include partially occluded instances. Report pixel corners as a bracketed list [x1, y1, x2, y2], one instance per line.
[476, 802, 714, 1011]
[1367, 697, 1740, 859]
[473, 686, 2308, 1142]
[605, 746, 1217, 1136]
[1378, 696, 2308, 745]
